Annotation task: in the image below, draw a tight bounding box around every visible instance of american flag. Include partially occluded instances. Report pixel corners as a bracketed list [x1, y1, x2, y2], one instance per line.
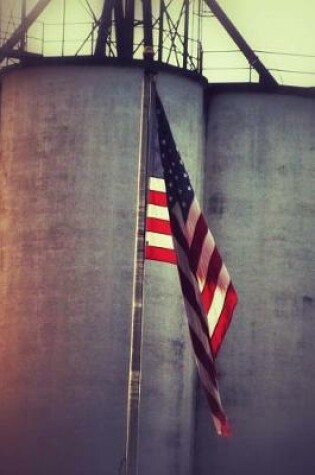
[145, 94, 238, 436]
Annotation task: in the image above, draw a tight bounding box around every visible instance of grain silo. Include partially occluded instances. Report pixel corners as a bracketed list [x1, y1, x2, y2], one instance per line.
[0, 1, 314, 475]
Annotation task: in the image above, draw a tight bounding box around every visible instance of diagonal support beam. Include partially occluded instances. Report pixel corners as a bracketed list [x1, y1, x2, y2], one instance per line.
[203, 0, 277, 86]
[0, 0, 52, 63]
[94, 0, 116, 57]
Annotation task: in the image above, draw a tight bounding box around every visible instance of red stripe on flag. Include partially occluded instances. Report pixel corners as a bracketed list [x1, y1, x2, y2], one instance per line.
[146, 217, 172, 235]
[188, 325, 231, 436]
[148, 190, 167, 207]
[145, 245, 177, 264]
[201, 247, 222, 314]
[189, 214, 208, 274]
[204, 391, 232, 437]
[178, 266, 210, 340]
[211, 282, 238, 358]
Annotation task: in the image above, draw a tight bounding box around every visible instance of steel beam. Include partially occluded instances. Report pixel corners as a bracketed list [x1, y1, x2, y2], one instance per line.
[20, 0, 27, 52]
[124, 0, 135, 59]
[203, 0, 277, 85]
[142, 0, 153, 50]
[183, 0, 189, 69]
[157, 0, 164, 63]
[0, 0, 52, 63]
[114, 0, 126, 57]
[94, 0, 116, 57]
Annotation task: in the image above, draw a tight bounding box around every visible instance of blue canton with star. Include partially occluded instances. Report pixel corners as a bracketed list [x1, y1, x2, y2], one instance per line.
[156, 100, 195, 222]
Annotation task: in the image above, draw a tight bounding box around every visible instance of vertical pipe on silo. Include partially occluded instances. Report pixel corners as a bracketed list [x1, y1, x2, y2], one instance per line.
[126, 69, 154, 475]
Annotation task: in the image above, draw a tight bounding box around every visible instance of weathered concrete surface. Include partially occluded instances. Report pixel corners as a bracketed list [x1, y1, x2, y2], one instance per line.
[0, 64, 204, 475]
[2, 65, 313, 475]
[0, 65, 143, 475]
[194, 91, 315, 475]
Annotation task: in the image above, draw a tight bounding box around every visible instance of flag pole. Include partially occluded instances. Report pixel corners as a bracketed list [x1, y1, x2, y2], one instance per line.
[125, 50, 155, 475]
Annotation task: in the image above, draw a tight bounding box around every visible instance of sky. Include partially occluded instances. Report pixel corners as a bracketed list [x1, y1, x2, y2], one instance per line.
[215, 0, 315, 86]
[0, 0, 314, 87]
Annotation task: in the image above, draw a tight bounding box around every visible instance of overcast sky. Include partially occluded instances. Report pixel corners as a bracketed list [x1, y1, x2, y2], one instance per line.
[1, 0, 314, 86]
[216, 0, 315, 86]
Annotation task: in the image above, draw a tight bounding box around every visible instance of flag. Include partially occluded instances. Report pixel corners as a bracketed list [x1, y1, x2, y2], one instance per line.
[145, 176, 176, 264]
[145, 95, 238, 359]
[145, 93, 238, 436]
[145, 113, 176, 265]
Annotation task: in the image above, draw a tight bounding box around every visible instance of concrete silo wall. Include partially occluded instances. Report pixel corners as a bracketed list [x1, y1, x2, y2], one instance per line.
[2, 65, 313, 475]
[0, 65, 204, 475]
[0, 65, 142, 475]
[194, 91, 315, 475]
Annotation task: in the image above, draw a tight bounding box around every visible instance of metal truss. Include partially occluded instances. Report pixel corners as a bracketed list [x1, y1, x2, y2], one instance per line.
[0, 0, 277, 85]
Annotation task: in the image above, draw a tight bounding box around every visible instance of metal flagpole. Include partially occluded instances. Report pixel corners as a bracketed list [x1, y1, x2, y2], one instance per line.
[125, 55, 155, 475]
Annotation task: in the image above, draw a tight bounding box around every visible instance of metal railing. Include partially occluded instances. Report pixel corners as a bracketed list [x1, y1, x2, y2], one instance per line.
[1, 17, 315, 87]
[202, 49, 315, 86]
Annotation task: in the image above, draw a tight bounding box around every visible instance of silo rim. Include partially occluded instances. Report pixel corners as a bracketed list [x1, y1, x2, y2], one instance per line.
[206, 81, 315, 99]
[1, 55, 314, 98]
[0, 55, 209, 89]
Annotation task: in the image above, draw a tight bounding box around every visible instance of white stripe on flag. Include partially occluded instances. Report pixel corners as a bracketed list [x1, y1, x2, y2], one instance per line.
[185, 200, 200, 246]
[147, 204, 169, 221]
[196, 230, 216, 290]
[149, 177, 166, 192]
[146, 232, 174, 249]
[207, 264, 231, 336]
